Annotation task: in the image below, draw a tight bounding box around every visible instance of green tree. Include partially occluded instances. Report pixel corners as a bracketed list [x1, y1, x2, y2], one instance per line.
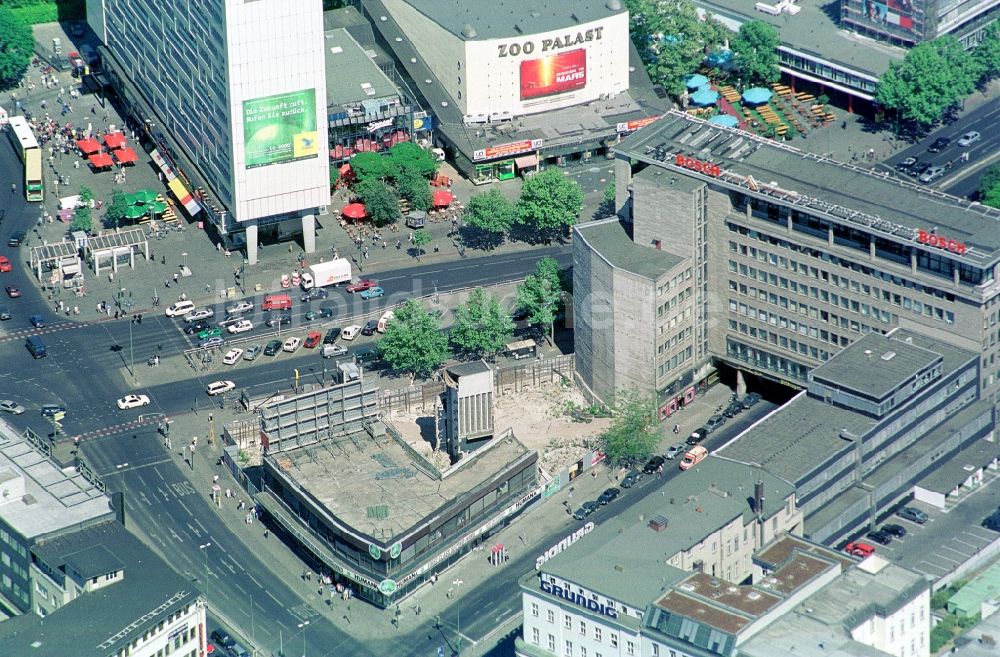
[355, 179, 400, 227]
[377, 300, 449, 379]
[973, 22, 1000, 84]
[462, 188, 517, 249]
[103, 190, 128, 229]
[731, 21, 781, 87]
[388, 141, 439, 179]
[329, 164, 341, 189]
[875, 36, 979, 130]
[516, 256, 563, 343]
[516, 169, 584, 240]
[410, 228, 431, 259]
[71, 205, 92, 232]
[450, 289, 515, 360]
[980, 164, 1000, 209]
[349, 151, 399, 185]
[599, 392, 660, 465]
[0, 8, 33, 91]
[395, 171, 432, 211]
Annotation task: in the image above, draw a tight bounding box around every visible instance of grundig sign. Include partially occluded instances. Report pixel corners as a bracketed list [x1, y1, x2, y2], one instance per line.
[674, 154, 722, 177]
[535, 521, 594, 569]
[540, 579, 619, 619]
[497, 27, 605, 58]
[917, 229, 967, 255]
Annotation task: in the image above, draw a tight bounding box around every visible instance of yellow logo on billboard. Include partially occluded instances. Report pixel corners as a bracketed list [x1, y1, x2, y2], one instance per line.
[293, 131, 319, 159]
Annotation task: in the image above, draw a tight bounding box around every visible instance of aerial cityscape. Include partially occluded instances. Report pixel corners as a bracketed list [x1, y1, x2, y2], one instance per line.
[0, 0, 997, 656]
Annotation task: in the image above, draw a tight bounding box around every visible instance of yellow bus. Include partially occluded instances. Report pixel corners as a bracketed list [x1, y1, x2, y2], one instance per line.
[7, 116, 44, 201]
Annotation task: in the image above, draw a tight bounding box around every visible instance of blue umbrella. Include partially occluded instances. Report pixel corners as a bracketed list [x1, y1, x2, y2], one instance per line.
[684, 74, 709, 90]
[705, 49, 733, 67]
[690, 88, 719, 106]
[742, 87, 774, 106]
[709, 114, 739, 128]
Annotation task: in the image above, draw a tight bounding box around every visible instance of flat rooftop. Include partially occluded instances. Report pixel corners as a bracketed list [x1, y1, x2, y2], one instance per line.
[756, 534, 855, 574]
[617, 111, 1000, 267]
[397, 0, 626, 40]
[576, 217, 685, 280]
[0, 423, 114, 541]
[267, 428, 532, 542]
[540, 456, 794, 608]
[917, 425, 999, 495]
[324, 27, 400, 107]
[811, 332, 941, 400]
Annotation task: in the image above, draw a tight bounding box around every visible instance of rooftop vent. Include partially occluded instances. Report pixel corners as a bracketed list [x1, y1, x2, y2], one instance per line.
[606, 0, 623, 9]
[747, 591, 761, 600]
[710, 579, 721, 588]
[864, 349, 874, 360]
[648, 515, 669, 532]
[881, 351, 896, 361]
[461, 24, 477, 38]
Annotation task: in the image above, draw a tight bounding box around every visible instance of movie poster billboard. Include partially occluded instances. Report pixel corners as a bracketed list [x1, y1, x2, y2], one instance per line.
[520, 49, 587, 101]
[863, 0, 916, 34]
[242, 89, 319, 169]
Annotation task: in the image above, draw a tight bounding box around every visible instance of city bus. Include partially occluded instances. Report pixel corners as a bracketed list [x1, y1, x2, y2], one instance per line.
[7, 116, 43, 201]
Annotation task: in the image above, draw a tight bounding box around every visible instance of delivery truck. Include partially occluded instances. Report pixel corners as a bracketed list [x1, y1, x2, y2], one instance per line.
[301, 258, 352, 290]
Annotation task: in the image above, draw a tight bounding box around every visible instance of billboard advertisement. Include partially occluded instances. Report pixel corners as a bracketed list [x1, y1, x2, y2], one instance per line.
[519, 49, 587, 101]
[242, 89, 319, 169]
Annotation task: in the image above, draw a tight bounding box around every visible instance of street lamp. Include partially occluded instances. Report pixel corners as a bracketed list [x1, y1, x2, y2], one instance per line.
[116, 462, 129, 527]
[199, 542, 211, 600]
[297, 620, 309, 657]
[453, 578, 464, 654]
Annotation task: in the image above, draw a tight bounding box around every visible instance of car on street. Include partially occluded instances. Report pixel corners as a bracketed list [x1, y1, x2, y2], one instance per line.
[40, 404, 67, 418]
[927, 137, 950, 152]
[703, 414, 726, 433]
[896, 507, 928, 524]
[0, 256, 11, 272]
[597, 487, 621, 505]
[620, 470, 642, 488]
[687, 428, 706, 446]
[200, 336, 225, 349]
[198, 327, 223, 340]
[7, 230, 25, 247]
[346, 279, 377, 293]
[263, 340, 282, 356]
[0, 306, 10, 321]
[317, 306, 335, 318]
[359, 286, 384, 300]
[222, 348, 244, 365]
[265, 312, 292, 328]
[724, 399, 743, 417]
[866, 530, 893, 545]
[5, 285, 21, 298]
[894, 156, 918, 173]
[0, 400, 26, 414]
[304, 331, 322, 348]
[184, 308, 215, 322]
[664, 443, 687, 460]
[572, 501, 600, 520]
[957, 130, 981, 147]
[227, 319, 253, 334]
[210, 630, 235, 651]
[206, 380, 236, 396]
[301, 288, 329, 302]
[341, 325, 362, 341]
[909, 162, 931, 178]
[741, 392, 762, 410]
[355, 348, 380, 364]
[362, 319, 378, 336]
[29, 314, 45, 328]
[116, 394, 151, 410]
[184, 320, 211, 335]
[217, 315, 246, 329]
[642, 455, 666, 474]
[845, 542, 875, 558]
[283, 336, 302, 352]
[243, 344, 263, 361]
[226, 301, 254, 315]
[882, 523, 907, 538]
[323, 327, 341, 344]
[304, 310, 319, 321]
[918, 165, 946, 184]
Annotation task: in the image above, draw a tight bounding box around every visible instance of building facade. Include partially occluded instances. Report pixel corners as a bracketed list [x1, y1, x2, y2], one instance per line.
[840, 0, 999, 48]
[88, 0, 330, 264]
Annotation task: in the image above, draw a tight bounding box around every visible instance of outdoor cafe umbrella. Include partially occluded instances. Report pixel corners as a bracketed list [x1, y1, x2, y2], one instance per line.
[133, 188, 158, 204]
[76, 137, 101, 154]
[88, 152, 114, 168]
[741, 87, 773, 106]
[341, 203, 367, 220]
[708, 114, 740, 128]
[690, 88, 719, 106]
[123, 192, 140, 206]
[103, 131, 127, 150]
[684, 73, 709, 90]
[114, 147, 139, 165]
[124, 205, 148, 220]
[147, 200, 169, 214]
[432, 190, 454, 207]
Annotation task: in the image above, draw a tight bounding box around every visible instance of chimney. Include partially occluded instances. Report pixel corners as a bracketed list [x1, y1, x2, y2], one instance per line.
[754, 480, 765, 516]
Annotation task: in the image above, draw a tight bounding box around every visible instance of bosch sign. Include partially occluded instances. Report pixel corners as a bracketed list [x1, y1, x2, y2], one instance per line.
[917, 229, 967, 255]
[540, 579, 619, 618]
[674, 154, 721, 177]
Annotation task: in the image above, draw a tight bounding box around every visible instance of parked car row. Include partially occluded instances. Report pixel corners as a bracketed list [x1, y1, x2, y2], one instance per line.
[572, 486, 623, 520]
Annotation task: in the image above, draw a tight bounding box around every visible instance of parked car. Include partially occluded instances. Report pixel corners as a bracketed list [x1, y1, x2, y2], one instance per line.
[243, 344, 263, 361]
[341, 325, 361, 341]
[572, 501, 600, 520]
[724, 399, 743, 418]
[597, 487, 621, 505]
[317, 306, 335, 318]
[206, 380, 235, 396]
[845, 542, 875, 558]
[7, 230, 25, 247]
[909, 162, 931, 178]
[198, 327, 223, 340]
[282, 336, 302, 352]
[217, 315, 247, 329]
[866, 530, 893, 545]
[263, 339, 282, 356]
[116, 394, 151, 410]
[321, 344, 348, 358]
[210, 630, 235, 651]
[957, 130, 981, 147]
[927, 137, 950, 152]
[361, 319, 378, 336]
[703, 414, 726, 433]
[304, 331, 322, 349]
[686, 429, 707, 446]
[983, 511, 1000, 532]
[0, 400, 26, 414]
[222, 348, 244, 365]
[345, 279, 377, 293]
[0, 256, 11, 272]
[741, 392, 762, 409]
[895, 156, 918, 173]
[200, 336, 225, 349]
[918, 165, 946, 183]
[323, 327, 341, 344]
[300, 288, 329, 303]
[881, 523, 907, 538]
[40, 404, 67, 418]
[184, 308, 215, 323]
[359, 286, 384, 300]
[896, 507, 928, 524]
[226, 301, 254, 315]
[265, 312, 292, 328]
[184, 320, 211, 335]
[354, 348, 380, 364]
[642, 455, 666, 474]
[620, 470, 642, 488]
[664, 443, 687, 460]
[0, 306, 10, 321]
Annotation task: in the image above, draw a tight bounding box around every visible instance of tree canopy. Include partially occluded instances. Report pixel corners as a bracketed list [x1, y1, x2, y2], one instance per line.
[0, 8, 33, 91]
[972, 22, 1000, 84]
[450, 289, 515, 360]
[349, 151, 399, 184]
[731, 21, 781, 87]
[979, 164, 1000, 210]
[355, 179, 400, 227]
[461, 188, 517, 249]
[516, 256, 563, 343]
[599, 392, 660, 465]
[388, 142, 439, 179]
[516, 169, 583, 240]
[395, 171, 432, 211]
[103, 190, 128, 229]
[377, 300, 449, 379]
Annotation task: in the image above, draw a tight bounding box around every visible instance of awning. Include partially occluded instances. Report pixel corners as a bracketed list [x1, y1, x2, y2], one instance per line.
[168, 177, 202, 216]
[103, 131, 126, 150]
[514, 154, 538, 169]
[149, 148, 177, 179]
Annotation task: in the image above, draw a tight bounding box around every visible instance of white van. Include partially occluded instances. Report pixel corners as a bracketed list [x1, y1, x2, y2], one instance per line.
[165, 299, 196, 317]
[341, 324, 361, 341]
[377, 310, 394, 333]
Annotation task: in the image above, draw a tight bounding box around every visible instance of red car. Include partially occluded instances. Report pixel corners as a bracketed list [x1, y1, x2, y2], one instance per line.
[304, 331, 322, 349]
[0, 256, 11, 272]
[345, 279, 377, 293]
[5, 285, 21, 298]
[845, 542, 875, 558]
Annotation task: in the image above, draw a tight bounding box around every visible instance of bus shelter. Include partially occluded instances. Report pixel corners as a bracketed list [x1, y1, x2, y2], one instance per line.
[29, 240, 83, 290]
[84, 227, 149, 275]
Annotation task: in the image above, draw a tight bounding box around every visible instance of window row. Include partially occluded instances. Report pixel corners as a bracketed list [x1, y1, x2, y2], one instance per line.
[657, 287, 692, 318]
[657, 268, 692, 297]
[728, 319, 833, 362]
[657, 346, 693, 378]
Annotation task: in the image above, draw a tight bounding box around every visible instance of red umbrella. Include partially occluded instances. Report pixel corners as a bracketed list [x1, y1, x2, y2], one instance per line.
[103, 131, 127, 150]
[342, 203, 366, 220]
[432, 190, 453, 207]
[88, 152, 114, 168]
[76, 138, 101, 154]
[114, 147, 139, 165]
[338, 163, 352, 175]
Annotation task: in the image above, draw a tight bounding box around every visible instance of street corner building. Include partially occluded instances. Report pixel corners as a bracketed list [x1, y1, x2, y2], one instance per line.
[249, 371, 538, 607]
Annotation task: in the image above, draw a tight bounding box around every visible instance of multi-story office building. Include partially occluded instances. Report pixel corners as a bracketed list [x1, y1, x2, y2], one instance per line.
[576, 110, 1000, 415]
[87, 0, 330, 264]
[840, 0, 999, 48]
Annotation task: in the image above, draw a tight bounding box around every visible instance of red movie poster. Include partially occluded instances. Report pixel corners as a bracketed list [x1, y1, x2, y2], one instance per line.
[520, 49, 587, 100]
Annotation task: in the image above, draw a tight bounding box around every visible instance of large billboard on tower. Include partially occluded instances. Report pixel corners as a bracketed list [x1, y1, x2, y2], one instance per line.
[242, 88, 319, 169]
[519, 49, 587, 101]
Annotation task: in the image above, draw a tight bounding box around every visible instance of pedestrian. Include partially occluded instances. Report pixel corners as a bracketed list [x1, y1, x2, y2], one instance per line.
[434, 243, 439, 252]
[363, 247, 369, 260]
[264, 528, 269, 538]
[396, 239, 401, 249]
[164, 278, 170, 288]
[673, 423, 680, 434]
[10, 183, 15, 195]
[382, 240, 386, 249]
[173, 272, 179, 283]
[213, 474, 219, 483]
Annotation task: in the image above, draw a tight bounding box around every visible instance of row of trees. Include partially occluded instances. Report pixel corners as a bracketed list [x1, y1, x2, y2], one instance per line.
[0, 7, 34, 91]
[875, 24, 1000, 131]
[461, 170, 584, 247]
